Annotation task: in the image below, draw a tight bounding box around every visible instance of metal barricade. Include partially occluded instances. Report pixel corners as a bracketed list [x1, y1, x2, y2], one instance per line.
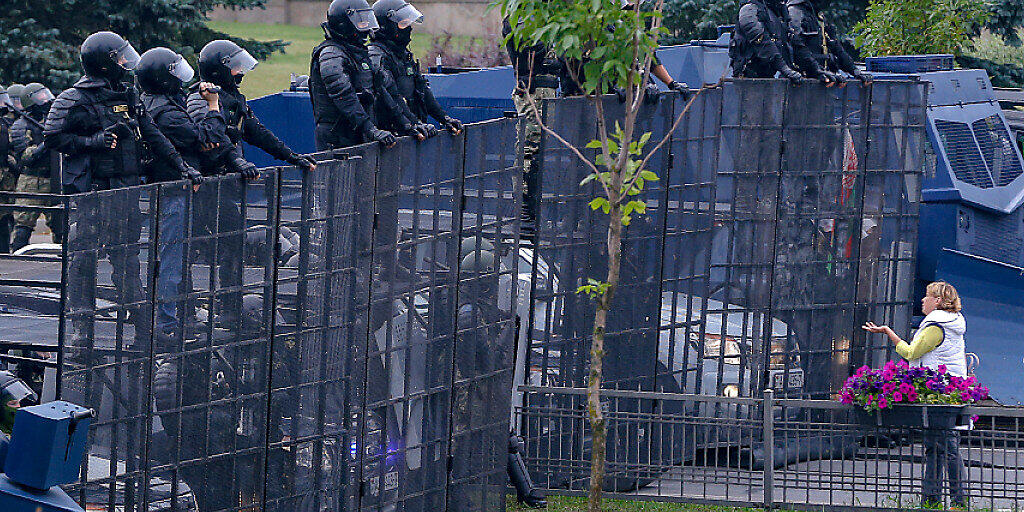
[37, 118, 521, 512]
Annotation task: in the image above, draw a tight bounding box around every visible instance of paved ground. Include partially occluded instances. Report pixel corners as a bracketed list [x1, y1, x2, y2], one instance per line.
[629, 444, 1024, 511]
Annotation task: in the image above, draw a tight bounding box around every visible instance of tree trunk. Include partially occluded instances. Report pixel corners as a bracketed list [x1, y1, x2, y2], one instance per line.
[588, 201, 623, 512]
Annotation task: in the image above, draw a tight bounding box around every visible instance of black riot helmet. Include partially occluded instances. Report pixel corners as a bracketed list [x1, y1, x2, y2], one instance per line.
[7, 85, 25, 110]
[20, 83, 55, 117]
[80, 31, 141, 82]
[460, 249, 499, 301]
[371, 0, 423, 46]
[198, 40, 258, 90]
[0, 370, 38, 433]
[325, 0, 380, 41]
[137, 47, 196, 95]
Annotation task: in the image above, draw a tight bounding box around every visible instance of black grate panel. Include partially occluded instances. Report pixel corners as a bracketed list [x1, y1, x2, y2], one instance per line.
[935, 119, 994, 189]
[972, 115, 1024, 187]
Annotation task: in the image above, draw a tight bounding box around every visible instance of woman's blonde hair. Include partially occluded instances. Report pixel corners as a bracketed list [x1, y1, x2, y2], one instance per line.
[926, 281, 962, 313]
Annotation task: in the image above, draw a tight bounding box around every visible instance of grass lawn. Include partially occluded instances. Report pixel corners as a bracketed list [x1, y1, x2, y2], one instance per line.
[506, 495, 787, 511]
[208, 21, 445, 98]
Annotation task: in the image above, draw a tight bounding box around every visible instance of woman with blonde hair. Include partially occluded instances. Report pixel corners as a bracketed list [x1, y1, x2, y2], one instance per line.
[863, 281, 968, 509]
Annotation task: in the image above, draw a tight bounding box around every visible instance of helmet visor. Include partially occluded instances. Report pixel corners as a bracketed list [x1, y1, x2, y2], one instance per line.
[114, 41, 142, 71]
[347, 7, 380, 32]
[170, 56, 196, 84]
[29, 87, 55, 106]
[0, 92, 9, 108]
[224, 49, 259, 75]
[389, 4, 423, 29]
[2, 378, 36, 405]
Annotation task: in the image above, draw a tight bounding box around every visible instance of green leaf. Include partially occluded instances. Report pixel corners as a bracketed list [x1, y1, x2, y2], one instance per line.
[640, 170, 659, 181]
[589, 197, 609, 211]
[585, 140, 603, 149]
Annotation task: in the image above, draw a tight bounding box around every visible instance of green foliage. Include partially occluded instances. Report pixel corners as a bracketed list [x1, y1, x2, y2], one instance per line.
[853, 0, 990, 57]
[577, 279, 612, 299]
[661, 0, 867, 45]
[968, 28, 1024, 68]
[661, 0, 739, 44]
[501, 0, 665, 94]
[0, 0, 286, 90]
[987, 0, 1024, 46]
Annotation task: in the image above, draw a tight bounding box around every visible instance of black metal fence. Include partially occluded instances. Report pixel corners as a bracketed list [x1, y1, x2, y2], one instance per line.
[17, 118, 522, 512]
[527, 80, 925, 400]
[519, 386, 1024, 511]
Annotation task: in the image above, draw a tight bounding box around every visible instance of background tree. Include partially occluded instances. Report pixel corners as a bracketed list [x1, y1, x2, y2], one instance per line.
[0, 0, 286, 90]
[853, 0, 990, 57]
[501, 0, 710, 509]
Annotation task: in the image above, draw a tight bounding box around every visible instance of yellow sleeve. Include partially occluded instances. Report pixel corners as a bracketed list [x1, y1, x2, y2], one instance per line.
[895, 325, 944, 361]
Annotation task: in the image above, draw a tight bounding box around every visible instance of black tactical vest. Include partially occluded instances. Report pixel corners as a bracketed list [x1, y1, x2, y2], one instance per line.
[309, 39, 376, 126]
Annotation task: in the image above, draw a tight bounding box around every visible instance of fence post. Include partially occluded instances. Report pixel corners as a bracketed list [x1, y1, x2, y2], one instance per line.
[762, 388, 775, 510]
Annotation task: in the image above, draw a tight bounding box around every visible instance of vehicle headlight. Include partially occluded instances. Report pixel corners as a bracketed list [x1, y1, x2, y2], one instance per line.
[703, 336, 742, 362]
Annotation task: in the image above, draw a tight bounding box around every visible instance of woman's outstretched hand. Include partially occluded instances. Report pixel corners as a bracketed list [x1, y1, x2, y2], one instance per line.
[862, 322, 889, 334]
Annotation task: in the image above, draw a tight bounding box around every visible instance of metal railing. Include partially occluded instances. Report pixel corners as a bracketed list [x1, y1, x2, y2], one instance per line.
[518, 385, 1024, 511]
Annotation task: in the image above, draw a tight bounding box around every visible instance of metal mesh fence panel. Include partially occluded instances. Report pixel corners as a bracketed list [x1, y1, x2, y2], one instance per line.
[56, 119, 521, 512]
[523, 79, 927, 496]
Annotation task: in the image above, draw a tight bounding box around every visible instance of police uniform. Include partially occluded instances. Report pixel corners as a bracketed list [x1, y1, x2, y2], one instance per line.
[787, 0, 864, 81]
[730, 0, 802, 80]
[309, 38, 408, 150]
[10, 109, 61, 246]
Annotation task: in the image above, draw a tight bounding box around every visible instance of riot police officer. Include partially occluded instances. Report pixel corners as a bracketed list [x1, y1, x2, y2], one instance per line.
[730, 0, 804, 83]
[9, 83, 61, 251]
[138, 47, 244, 340]
[45, 31, 200, 344]
[0, 370, 37, 435]
[186, 40, 303, 328]
[0, 86, 17, 253]
[45, 32, 199, 193]
[309, 0, 406, 151]
[787, 0, 869, 84]
[368, 0, 464, 136]
[187, 40, 316, 172]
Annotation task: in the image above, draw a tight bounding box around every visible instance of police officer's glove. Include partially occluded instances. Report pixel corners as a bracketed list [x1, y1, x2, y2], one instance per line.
[442, 116, 464, 135]
[853, 70, 872, 84]
[820, 71, 844, 87]
[181, 165, 205, 186]
[416, 123, 439, 138]
[644, 83, 661, 105]
[239, 162, 260, 181]
[781, 67, 804, 85]
[401, 122, 426, 141]
[287, 153, 317, 172]
[84, 130, 117, 150]
[368, 127, 397, 148]
[667, 81, 692, 100]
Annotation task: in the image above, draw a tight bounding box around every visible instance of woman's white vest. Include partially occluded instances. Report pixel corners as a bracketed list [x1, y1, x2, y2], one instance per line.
[911, 310, 967, 378]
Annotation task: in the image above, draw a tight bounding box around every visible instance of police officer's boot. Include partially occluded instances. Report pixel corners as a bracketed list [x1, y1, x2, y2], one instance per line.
[10, 225, 32, 252]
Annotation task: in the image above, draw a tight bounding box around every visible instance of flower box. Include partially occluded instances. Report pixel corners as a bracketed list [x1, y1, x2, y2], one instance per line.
[855, 404, 965, 430]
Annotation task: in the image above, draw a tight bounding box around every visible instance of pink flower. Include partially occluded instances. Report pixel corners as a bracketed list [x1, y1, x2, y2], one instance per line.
[899, 383, 914, 395]
[907, 390, 919, 402]
[878, 397, 889, 409]
[897, 360, 909, 369]
[855, 366, 870, 378]
[893, 392, 903, 402]
[884, 361, 897, 372]
[937, 365, 948, 374]
[866, 395, 874, 404]
[881, 369, 896, 381]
